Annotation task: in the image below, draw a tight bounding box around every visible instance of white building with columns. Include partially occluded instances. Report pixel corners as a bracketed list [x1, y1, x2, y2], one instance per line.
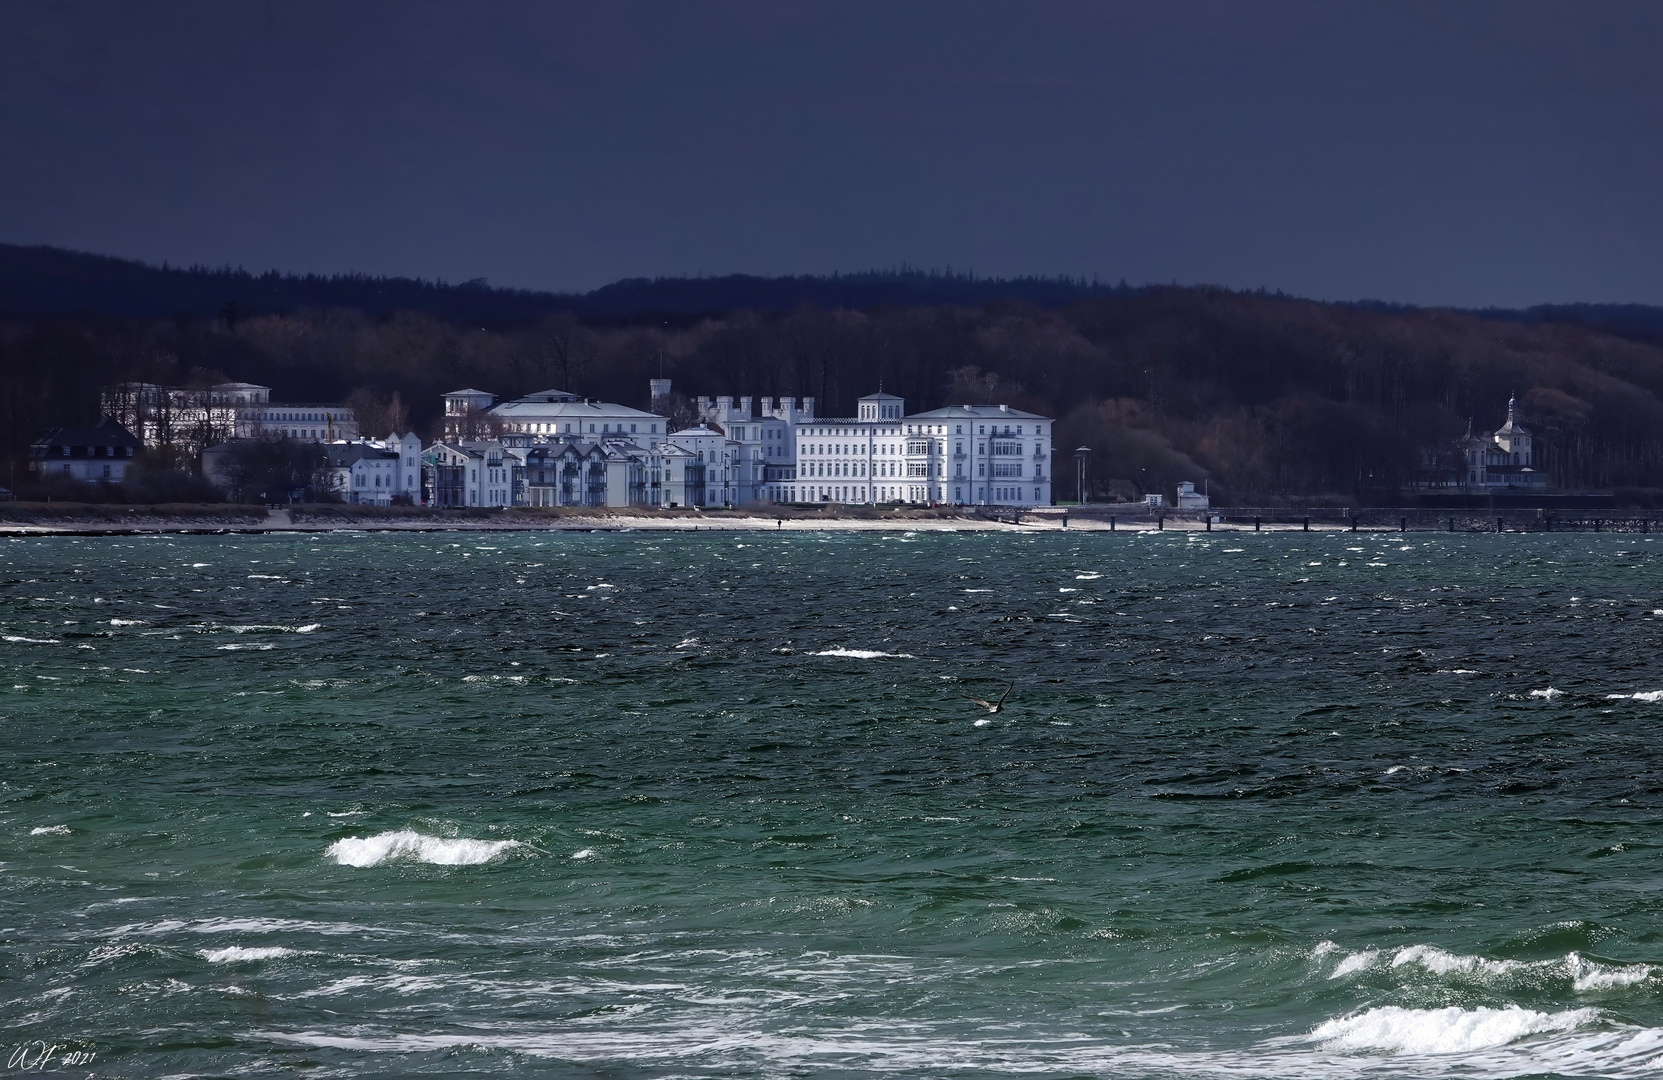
[784, 392, 1052, 507]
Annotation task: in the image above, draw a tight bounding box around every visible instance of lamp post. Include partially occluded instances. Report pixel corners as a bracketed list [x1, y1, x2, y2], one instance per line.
[1074, 446, 1091, 505]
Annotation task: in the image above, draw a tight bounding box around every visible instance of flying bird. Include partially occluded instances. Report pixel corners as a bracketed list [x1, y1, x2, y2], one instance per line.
[965, 683, 1013, 714]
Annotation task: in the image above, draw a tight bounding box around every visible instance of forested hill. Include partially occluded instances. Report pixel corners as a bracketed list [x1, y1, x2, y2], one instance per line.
[0, 244, 1121, 323]
[7, 243, 1663, 504]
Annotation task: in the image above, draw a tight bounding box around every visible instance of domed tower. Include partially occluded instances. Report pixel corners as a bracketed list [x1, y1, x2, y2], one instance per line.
[1493, 395, 1532, 467]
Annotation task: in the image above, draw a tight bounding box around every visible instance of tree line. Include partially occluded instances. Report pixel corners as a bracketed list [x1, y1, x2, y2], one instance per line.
[5, 285, 1663, 504]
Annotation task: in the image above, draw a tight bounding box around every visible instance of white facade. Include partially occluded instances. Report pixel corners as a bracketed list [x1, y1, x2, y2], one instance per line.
[29, 418, 142, 484]
[692, 394, 810, 506]
[101, 382, 357, 457]
[424, 441, 525, 508]
[665, 424, 740, 507]
[1175, 481, 1209, 509]
[323, 433, 424, 505]
[785, 396, 1052, 507]
[1456, 397, 1547, 491]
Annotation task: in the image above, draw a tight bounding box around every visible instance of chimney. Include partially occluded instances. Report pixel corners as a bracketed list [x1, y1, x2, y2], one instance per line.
[738, 395, 752, 416]
[803, 396, 815, 418]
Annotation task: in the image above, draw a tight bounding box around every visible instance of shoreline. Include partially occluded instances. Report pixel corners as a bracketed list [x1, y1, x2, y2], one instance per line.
[1, 505, 1653, 536]
[0, 512, 1565, 536]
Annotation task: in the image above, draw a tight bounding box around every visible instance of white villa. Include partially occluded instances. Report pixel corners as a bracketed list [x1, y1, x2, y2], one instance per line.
[1458, 396, 1547, 491]
[29, 418, 143, 485]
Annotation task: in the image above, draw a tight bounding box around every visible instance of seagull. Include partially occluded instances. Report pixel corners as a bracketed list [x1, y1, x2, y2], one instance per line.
[965, 683, 1014, 714]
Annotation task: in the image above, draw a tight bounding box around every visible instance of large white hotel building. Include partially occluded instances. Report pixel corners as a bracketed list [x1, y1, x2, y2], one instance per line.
[780, 391, 1052, 507]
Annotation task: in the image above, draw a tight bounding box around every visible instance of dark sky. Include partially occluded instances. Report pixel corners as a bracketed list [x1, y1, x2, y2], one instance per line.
[3, 1, 1660, 306]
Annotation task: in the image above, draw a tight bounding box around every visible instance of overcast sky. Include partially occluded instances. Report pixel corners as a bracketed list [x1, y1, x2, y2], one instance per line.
[2, 1, 1659, 306]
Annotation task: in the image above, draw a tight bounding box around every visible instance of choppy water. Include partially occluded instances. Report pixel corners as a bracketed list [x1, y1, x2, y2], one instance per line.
[6, 531, 1663, 1078]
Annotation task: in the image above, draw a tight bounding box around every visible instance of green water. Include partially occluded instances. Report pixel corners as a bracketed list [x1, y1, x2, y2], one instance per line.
[5, 530, 1663, 1077]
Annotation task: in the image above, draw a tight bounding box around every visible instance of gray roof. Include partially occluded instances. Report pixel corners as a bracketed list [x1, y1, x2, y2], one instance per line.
[31, 417, 143, 450]
[906, 404, 1052, 421]
[325, 444, 397, 467]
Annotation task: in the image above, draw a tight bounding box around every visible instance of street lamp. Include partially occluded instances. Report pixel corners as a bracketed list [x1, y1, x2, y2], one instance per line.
[1074, 446, 1091, 505]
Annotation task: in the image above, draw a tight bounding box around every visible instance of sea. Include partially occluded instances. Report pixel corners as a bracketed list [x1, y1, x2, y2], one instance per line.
[5, 529, 1663, 1078]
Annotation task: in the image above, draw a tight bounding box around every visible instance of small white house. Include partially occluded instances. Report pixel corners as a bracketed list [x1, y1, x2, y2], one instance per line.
[29, 418, 143, 484]
[1175, 481, 1210, 510]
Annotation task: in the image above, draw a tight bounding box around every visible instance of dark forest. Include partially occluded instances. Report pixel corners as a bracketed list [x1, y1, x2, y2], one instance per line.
[6, 245, 1663, 504]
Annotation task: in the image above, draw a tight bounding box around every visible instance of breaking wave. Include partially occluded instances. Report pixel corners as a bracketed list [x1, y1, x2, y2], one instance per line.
[1308, 1004, 1595, 1055]
[1317, 942, 1654, 993]
[811, 648, 915, 659]
[200, 946, 294, 962]
[326, 830, 525, 867]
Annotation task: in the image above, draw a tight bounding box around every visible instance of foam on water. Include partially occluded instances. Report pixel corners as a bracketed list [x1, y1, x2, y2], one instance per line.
[326, 830, 525, 867]
[811, 648, 916, 659]
[1608, 690, 1663, 702]
[1309, 1004, 1596, 1054]
[1527, 687, 1564, 699]
[30, 825, 71, 836]
[200, 946, 294, 962]
[261, 1013, 1663, 1078]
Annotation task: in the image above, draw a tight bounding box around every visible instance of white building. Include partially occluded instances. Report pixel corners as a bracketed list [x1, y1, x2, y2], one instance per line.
[786, 395, 1053, 507]
[424, 441, 525, 508]
[1175, 481, 1209, 509]
[1457, 397, 1548, 491]
[691, 392, 811, 505]
[28, 418, 142, 484]
[665, 424, 740, 507]
[522, 438, 660, 507]
[322, 433, 424, 505]
[442, 387, 668, 446]
[101, 381, 357, 459]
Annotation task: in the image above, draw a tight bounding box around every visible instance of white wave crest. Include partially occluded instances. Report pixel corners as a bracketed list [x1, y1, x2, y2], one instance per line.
[1608, 690, 1663, 702]
[811, 648, 915, 659]
[200, 946, 294, 962]
[4, 635, 60, 644]
[30, 825, 71, 836]
[1311, 1004, 1595, 1055]
[1527, 687, 1564, 699]
[1322, 943, 1653, 994]
[326, 830, 524, 867]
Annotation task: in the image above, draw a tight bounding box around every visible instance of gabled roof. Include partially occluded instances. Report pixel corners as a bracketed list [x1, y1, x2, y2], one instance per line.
[859, 391, 905, 401]
[31, 417, 143, 449]
[444, 388, 495, 397]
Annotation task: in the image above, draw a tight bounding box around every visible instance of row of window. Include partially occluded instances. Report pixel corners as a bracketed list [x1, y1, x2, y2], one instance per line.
[766, 484, 1047, 504]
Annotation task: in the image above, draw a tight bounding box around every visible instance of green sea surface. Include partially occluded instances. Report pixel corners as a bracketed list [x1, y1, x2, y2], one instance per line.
[5, 530, 1663, 1078]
